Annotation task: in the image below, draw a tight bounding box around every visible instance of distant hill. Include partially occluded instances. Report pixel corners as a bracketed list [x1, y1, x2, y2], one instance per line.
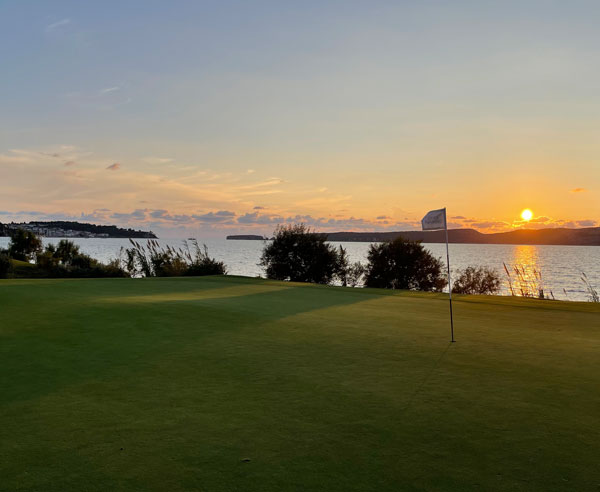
[325, 227, 600, 246]
[0, 221, 157, 239]
[227, 227, 600, 246]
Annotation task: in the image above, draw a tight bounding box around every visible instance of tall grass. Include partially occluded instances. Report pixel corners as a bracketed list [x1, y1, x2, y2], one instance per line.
[581, 272, 599, 302]
[121, 239, 226, 278]
[503, 263, 554, 300]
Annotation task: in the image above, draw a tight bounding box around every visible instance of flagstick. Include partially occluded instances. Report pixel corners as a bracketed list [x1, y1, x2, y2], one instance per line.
[444, 208, 455, 342]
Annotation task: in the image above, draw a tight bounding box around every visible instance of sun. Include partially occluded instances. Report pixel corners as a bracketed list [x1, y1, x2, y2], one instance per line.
[521, 208, 533, 221]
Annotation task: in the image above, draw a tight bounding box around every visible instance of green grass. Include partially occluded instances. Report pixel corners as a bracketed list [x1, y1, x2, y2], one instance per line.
[1, 276, 599, 491]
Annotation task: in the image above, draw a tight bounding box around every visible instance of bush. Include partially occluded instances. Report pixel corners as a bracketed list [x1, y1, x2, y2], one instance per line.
[184, 243, 227, 276]
[335, 246, 366, 287]
[122, 239, 225, 277]
[8, 229, 42, 261]
[260, 224, 342, 284]
[14, 238, 128, 278]
[364, 237, 446, 291]
[54, 240, 81, 265]
[0, 254, 11, 278]
[452, 266, 500, 295]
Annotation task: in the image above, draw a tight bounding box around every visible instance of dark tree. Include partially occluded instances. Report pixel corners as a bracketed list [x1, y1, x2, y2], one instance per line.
[260, 224, 341, 284]
[334, 245, 365, 287]
[54, 240, 81, 265]
[8, 229, 43, 261]
[364, 237, 447, 291]
[452, 266, 500, 295]
[0, 254, 10, 278]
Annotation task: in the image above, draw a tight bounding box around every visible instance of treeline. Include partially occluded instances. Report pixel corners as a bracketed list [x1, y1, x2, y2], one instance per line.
[0, 221, 157, 238]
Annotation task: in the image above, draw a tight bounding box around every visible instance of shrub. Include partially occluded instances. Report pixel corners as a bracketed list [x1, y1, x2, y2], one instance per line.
[8, 229, 43, 261]
[334, 246, 366, 287]
[346, 262, 367, 287]
[364, 237, 446, 291]
[184, 243, 227, 276]
[122, 239, 225, 277]
[452, 266, 500, 295]
[54, 240, 81, 265]
[0, 254, 11, 278]
[260, 224, 341, 284]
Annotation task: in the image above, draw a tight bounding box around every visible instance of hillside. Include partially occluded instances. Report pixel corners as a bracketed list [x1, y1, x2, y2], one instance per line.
[0, 221, 157, 239]
[324, 227, 600, 245]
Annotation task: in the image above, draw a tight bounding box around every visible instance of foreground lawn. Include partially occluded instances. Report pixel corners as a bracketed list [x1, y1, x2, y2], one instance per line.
[1, 276, 599, 491]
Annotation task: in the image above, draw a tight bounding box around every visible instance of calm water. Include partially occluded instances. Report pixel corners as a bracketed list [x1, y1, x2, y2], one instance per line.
[1, 237, 599, 301]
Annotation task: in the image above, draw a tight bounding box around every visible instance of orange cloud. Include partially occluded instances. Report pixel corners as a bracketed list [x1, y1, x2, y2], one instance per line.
[106, 163, 121, 171]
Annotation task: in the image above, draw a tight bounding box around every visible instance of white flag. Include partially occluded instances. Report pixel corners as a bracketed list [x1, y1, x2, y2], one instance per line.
[421, 208, 446, 231]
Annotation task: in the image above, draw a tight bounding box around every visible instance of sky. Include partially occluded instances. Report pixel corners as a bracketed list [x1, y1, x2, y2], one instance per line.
[1, 0, 599, 237]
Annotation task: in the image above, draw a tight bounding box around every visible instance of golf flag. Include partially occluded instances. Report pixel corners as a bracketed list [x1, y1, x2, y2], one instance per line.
[421, 208, 446, 231]
[422, 207, 455, 342]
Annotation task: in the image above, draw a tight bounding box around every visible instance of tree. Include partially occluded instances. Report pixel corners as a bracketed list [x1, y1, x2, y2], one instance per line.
[334, 245, 366, 287]
[0, 253, 11, 278]
[364, 237, 446, 291]
[54, 240, 81, 265]
[8, 229, 43, 261]
[260, 224, 341, 284]
[452, 266, 501, 295]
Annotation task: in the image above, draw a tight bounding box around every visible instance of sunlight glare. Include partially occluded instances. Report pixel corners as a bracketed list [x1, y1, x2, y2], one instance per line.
[521, 209, 533, 221]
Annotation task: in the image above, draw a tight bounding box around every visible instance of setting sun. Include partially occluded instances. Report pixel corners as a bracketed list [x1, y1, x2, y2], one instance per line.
[521, 209, 533, 221]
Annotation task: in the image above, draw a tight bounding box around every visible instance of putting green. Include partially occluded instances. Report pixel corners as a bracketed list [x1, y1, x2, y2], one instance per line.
[1, 276, 599, 491]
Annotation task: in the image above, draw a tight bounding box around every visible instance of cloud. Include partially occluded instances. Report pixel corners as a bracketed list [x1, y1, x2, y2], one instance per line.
[530, 216, 551, 223]
[471, 221, 510, 230]
[253, 206, 265, 210]
[111, 209, 148, 221]
[577, 219, 597, 227]
[246, 169, 255, 174]
[64, 87, 132, 111]
[64, 161, 76, 166]
[100, 86, 120, 94]
[376, 215, 391, 220]
[142, 157, 174, 164]
[192, 211, 236, 223]
[106, 163, 121, 171]
[0, 152, 33, 164]
[571, 188, 587, 193]
[237, 212, 283, 225]
[451, 215, 466, 220]
[45, 18, 70, 32]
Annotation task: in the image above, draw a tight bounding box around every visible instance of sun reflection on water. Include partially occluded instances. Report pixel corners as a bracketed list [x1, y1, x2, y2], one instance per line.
[504, 245, 547, 297]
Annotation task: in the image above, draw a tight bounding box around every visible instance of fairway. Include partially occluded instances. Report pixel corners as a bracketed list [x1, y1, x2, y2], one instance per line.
[1, 276, 599, 491]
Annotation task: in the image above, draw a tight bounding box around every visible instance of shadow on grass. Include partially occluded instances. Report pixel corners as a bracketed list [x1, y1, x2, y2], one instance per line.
[0, 280, 373, 407]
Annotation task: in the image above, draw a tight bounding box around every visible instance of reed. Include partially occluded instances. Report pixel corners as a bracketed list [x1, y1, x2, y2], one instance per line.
[503, 262, 552, 299]
[581, 272, 599, 302]
[121, 239, 226, 277]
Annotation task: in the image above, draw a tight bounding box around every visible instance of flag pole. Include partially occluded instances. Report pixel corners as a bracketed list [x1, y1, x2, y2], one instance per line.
[444, 208, 455, 342]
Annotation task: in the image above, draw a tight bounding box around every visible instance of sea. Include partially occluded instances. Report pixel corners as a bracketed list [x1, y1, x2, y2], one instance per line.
[1, 237, 599, 302]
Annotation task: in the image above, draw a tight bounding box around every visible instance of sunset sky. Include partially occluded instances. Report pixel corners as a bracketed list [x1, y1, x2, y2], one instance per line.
[1, 1, 599, 237]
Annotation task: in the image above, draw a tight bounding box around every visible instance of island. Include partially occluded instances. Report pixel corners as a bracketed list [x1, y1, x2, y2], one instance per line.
[226, 234, 268, 240]
[0, 221, 157, 239]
